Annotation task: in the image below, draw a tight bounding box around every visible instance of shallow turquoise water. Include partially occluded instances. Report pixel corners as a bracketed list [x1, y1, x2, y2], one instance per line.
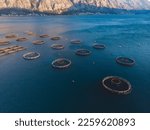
[0, 15, 150, 112]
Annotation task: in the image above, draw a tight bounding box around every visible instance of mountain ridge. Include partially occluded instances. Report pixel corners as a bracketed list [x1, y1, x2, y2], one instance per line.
[0, 0, 150, 15]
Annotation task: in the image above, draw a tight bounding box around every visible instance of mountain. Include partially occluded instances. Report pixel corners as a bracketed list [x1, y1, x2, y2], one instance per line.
[71, 0, 150, 10]
[0, 0, 150, 15]
[38, 0, 73, 13]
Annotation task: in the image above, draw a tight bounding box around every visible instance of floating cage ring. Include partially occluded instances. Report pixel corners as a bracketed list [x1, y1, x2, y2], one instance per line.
[16, 37, 28, 42]
[0, 45, 26, 57]
[23, 52, 40, 60]
[51, 44, 64, 50]
[93, 44, 106, 49]
[32, 40, 45, 45]
[0, 50, 5, 54]
[0, 40, 10, 45]
[5, 34, 17, 39]
[25, 31, 36, 36]
[70, 40, 81, 44]
[52, 58, 71, 69]
[116, 57, 135, 66]
[51, 36, 61, 40]
[75, 49, 91, 56]
[102, 76, 132, 95]
[39, 34, 49, 38]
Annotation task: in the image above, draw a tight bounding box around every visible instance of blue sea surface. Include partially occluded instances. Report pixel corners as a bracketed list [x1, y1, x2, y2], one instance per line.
[0, 14, 150, 112]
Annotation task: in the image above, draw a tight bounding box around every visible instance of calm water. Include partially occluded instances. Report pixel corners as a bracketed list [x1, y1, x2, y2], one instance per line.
[0, 15, 150, 113]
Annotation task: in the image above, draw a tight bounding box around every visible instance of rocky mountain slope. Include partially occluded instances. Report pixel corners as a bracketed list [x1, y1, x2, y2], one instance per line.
[71, 0, 150, 10]
[0, 0, 150, 15]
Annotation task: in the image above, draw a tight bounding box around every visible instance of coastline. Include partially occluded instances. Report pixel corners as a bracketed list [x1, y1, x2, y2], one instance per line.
[0, 8, 150, 17]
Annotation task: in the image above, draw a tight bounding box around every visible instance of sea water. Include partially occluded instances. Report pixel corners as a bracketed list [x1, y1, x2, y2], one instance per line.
[0, 14, 150, 112]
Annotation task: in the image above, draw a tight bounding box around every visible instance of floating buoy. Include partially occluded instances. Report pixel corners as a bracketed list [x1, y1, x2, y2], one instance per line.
[52, 58, 71, 69]
[116, 57, 135, 66]
[23, 52, 40, 60]
[16, 37, 28, 42]
[39, 34, 49, 38]
[71, 40, 81, 44]
[51, 44, 64, 50]
[51, 36, 61, 40]
[72, 80, 75, 84]
[5, 34, 17, 39]
[102, 76, 132, 95]
[32, 40, 45, 45]
[75, 49, 91, 56]
[93, 44, 106, 49]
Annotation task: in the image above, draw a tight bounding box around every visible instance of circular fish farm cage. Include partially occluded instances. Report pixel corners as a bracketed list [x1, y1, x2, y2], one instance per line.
[102, 76, 132, 95]
[32, 40, 45, 45]
[5, 34, 17, 39]
[39, 34, 49, 38]
[52, 58, 71, 69]
[75, 49, 91, 56]
[25, 31, 36, 36]
[71, 40, 81, 44]
[0, 45, 26, 56]
[23, 52, 40, 60]
[51, 36, 61, 41]
[0, 40, 10, 46]
[51, 44, 64, 50]
[0, 50, 4, 55]
[13, 46, 25, 51]
[93, 44, 106, 49]
[116, 57, 135, 66]
[16, 37, 28, 42]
